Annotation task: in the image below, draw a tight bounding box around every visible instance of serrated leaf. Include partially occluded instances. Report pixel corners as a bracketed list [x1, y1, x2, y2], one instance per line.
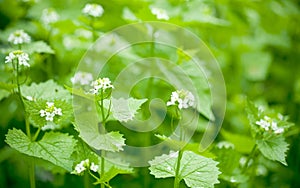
[104, 98, 147, 122]
[96, 163, 133, 184]
[23, 41, 55, 54]
[84, 131, 126, 152]
[149, 151, 220, 188]
[256, 135, 289, 166]
[24, 99, 72, 129]
[5, 129, 77, 171]
[21, 80, 71, 101]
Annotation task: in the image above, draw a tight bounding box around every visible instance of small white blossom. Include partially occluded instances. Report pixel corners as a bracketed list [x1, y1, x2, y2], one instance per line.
[71, 71, 93, 85]
[90, 162, 99, 172]
[5, 50, 30, 67]
[8, 30, 31, 45]
[39, 101, 62, 122]
[90, 77, 114, 94]
[82, 3, 104, 17]
[216, 141, 235, 149]
[25, 96, 34, 101]
[255, 116, 284, 134]
[151, 7, 169, 20]
[72, 159, 98, 175]
[74, 161, 86, 174]
[167, 89, 195, 109]
[41, 8, 60, 25]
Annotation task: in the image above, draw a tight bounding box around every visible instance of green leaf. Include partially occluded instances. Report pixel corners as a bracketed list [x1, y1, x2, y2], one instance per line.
[25, 99, 73, 129]
[149, 151, 220, 188]
[73, 140, 133, 182]
[256, 135, 289, 166]
[5, 128, 77, 171]
[23, 41, 55, 54]
[104, 98, 147, 122]
[82, 131, 126, 152]
[21, 80, 71, 101]
[221, 130, 255, 154]
[179, 61, 214, 120]
[96, 161, 134, 184]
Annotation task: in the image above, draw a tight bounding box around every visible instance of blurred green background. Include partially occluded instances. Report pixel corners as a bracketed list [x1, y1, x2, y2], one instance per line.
[0, 0, 299, 187]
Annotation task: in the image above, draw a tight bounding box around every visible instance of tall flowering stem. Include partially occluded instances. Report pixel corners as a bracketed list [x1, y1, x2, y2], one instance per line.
[90, 77, 113, 188]
[166, 89, 195, 188]
[6, 30, 36, 188]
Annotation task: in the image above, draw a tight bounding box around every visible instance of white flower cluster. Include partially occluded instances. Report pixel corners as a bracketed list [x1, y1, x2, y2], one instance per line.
[5, 50, 30, 67]
[256, 116, 284, 134]
[72, 159, 99, 175]
[82, 3, 104, 18]
[167, 89, 195, 109]
[90, 77, 114, 94]
[41, 8, 60, 25]
[39, 102, 62, 121]
[151, 7, 169, 20]
[71, 71, 93, 85]
[8, 30, 31, 45]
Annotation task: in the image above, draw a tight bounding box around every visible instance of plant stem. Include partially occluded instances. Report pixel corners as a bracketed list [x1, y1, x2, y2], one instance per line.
[99, 89, 107, 188]
[242, 144, 257, 173]
[84, 172, 90, 188]
[16, 61, 36, 188]
[16, 62, 31, 139]
[174, 110, 183, 188]
[29, 160, 36, 188]
[174, 149, 183, 188]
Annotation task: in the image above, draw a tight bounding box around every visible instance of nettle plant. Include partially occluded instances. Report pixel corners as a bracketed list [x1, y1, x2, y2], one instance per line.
[1, 3, 295, 188]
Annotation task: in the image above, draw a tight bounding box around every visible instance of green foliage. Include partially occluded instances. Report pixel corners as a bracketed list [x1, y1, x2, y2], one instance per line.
[22, 41, 55, 54]
[0, 0, 299, 187]
[104, 97, 148, 122]
[5, 128, 76, 171]
[21, 80, 71, 101]
[256, 135, 289, 166]
[149, 151, 220, 188]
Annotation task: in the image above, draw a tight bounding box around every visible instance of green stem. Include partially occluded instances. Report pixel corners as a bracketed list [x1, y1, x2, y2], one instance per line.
[29, 160, 36, 188]
[101, 155, 105, 188]
[16, 58, 35, 188]
[32, 127, 41, 142]
[84, 172, 91, 188]
[174, 111, 183, 188]
[174, 149, 183, 188]
[99, 89, 108, 188]
[242, 144, 257, 173]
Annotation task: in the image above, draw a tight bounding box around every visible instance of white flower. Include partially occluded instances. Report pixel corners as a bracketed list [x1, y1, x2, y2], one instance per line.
[26, 96, 34, 101]
[5, 50, 30, 67]
[54, 107, 62, 116]
[71, 71, 93, 85]
[255, 116, 284, 134]
[216, 141, 235, 149]
[90, 162, 99, 172]
[167, 89, 195, 109]
[82, 3, 104, 17]
[72, 159, 94, 175]
[39, 101, 62, 122]
[41, 8, 60, 25]
[90, 77, 114, 94]
[255, 118, 270, 131]
[8, 30, 31, 45]
[45, 112, 55, 121]
[74, 162, 86, 174]
[151, 7, 169, 20]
